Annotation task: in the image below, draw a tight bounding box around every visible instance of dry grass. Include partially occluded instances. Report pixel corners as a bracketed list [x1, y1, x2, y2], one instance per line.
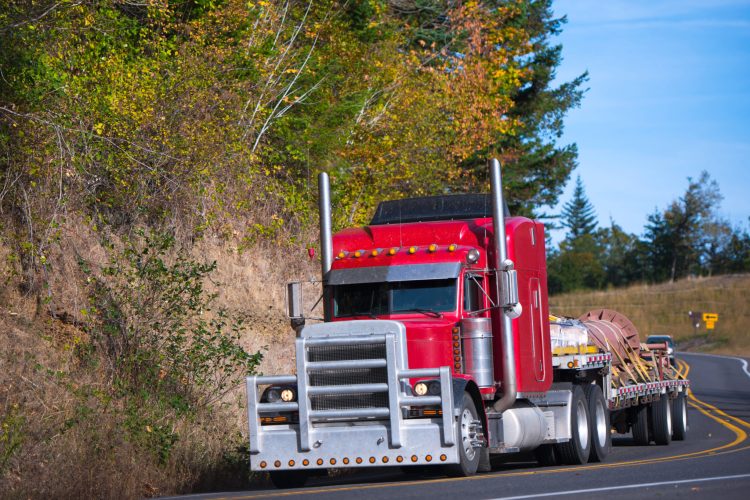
[549, 274, 750, 356]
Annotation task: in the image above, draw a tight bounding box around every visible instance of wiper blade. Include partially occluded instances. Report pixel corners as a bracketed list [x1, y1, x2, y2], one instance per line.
[391, 308, 443, 318]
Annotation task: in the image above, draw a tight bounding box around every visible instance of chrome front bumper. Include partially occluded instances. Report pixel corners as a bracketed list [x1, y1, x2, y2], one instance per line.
[246, 320, 458, 471]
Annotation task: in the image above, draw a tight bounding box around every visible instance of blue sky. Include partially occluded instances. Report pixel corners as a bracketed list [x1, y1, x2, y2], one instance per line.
[547, 0, 750, 244]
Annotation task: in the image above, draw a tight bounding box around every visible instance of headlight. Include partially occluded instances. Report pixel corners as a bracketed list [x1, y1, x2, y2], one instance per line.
[414, 381, 440, 396]
[265, 387, 281, 403]
[281, 388, 296, 402]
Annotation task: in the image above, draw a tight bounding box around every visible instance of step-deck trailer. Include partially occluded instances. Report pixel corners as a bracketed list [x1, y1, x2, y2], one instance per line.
[246, 159, 689, 487]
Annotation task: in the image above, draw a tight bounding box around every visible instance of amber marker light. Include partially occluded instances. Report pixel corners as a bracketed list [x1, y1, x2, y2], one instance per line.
[448, 244, 457, 252]
[337, 251, 346, 259]
[411, 455, 418, 462]
[274, 460, 281, 468]
[408, 246, 417, 254]
[440, 454, 447, 462]
[389, 247, 398, 256]
[382, 456, 389, 463]
[567, 361, 574, 368]
[302, 459, 309, 466]
[428, 243, 437, 252]
[330, 458, 337, 465]
[259, 461, 267, 469]
[317, 459, 324, 466]
[425, 455, 433, 462]
[288, 460, 295, 467]
[369, 457, 376, 464]
[397, 456, 404, 463]
[356, 457, 363, 464]
[354, 250, 362, 258]
[371, 249, 380, 256]
[343, 458, 350, 465]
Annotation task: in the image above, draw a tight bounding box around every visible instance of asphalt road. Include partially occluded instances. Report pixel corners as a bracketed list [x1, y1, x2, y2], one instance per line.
[171, 352, 750, 500]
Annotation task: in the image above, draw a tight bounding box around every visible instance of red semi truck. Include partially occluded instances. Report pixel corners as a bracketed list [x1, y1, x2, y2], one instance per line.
[246, 159, 689, 488]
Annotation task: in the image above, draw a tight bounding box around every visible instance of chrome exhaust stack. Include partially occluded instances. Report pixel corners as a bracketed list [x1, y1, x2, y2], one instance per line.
[318, 172, 333, 280]
[318, 172, 334, 322]
[489, 158, 519, 414]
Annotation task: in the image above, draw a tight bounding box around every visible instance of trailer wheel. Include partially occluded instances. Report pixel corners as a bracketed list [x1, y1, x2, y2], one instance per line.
[650, 394, 672, 445]
[631, 403, 650, 445]
[269, 470, 309, 489]
[583, 384, 611, 462]
[555, 385, 591, 465]
[672, 392, 688, 441]
[446, 392, 481, 477]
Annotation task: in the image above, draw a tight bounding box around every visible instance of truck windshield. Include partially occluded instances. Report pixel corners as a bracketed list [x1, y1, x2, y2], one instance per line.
[333, 279, 457, 318]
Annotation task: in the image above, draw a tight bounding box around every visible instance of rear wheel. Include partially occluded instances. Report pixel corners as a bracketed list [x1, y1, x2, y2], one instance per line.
[555, 385, 591, 465]
[269, 470, 309, 489]
[631, 403, 650, 445]
[650, 394, 672, 445]
[583, 384, 611, 462]
[446, 392, 482, 477]
[672, 392, 688, 441]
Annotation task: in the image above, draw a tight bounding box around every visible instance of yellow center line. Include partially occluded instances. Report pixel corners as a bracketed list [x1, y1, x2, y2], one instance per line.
[677, 358, 750, 430]
[227, 358, 748, 500]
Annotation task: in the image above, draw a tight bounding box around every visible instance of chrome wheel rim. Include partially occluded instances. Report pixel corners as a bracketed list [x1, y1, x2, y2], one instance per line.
[594, 399, 607, 447]
[577, 399, 589, 450]
[666, 398, 673, 436]
[461, 408, 477, 461]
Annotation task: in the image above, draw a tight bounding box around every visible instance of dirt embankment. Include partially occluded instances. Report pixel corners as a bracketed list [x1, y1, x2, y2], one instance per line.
[0, 219, 317, 497]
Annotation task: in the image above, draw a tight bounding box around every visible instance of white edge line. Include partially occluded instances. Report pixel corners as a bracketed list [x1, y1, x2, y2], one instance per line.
[490, 473, 750, 500]
[680, 352, 750, 379]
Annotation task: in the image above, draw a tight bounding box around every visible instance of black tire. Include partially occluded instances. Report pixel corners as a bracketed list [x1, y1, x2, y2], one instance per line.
[534, 444, 558, 466]
[631, 403, 650, 445]
[269, 470, 309, 489]
[650, 395, 672, 445]
[582, 384, 611, 462]
[672, 392, 688, 441]
[555, 385, 591, 465]
[445, 392, 481, 477]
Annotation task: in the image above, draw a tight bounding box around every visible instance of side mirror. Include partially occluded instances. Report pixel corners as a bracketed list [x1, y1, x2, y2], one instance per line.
[286, 282, 304, 320]
[286, 282, 306, 333]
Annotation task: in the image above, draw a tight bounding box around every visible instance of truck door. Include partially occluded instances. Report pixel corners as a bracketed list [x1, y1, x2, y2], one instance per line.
[529, 277, 546, 382]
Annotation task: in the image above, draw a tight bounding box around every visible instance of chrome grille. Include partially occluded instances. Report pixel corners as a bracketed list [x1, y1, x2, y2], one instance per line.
[306, 342, 388, 414]
[307, 343, 386, 362]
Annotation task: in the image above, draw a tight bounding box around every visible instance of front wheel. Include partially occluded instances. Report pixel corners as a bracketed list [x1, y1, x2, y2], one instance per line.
[672, 391, 688, 440]
[583, 384, 611, 462]
[555, 384, 591, 465]
[445, 392, 482, 477]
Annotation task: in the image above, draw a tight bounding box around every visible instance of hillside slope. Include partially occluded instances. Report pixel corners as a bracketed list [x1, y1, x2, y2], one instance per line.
[549, 274, 750, 356]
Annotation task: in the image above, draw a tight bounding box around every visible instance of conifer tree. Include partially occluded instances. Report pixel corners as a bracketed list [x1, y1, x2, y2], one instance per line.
[561, 176, 597, 240]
